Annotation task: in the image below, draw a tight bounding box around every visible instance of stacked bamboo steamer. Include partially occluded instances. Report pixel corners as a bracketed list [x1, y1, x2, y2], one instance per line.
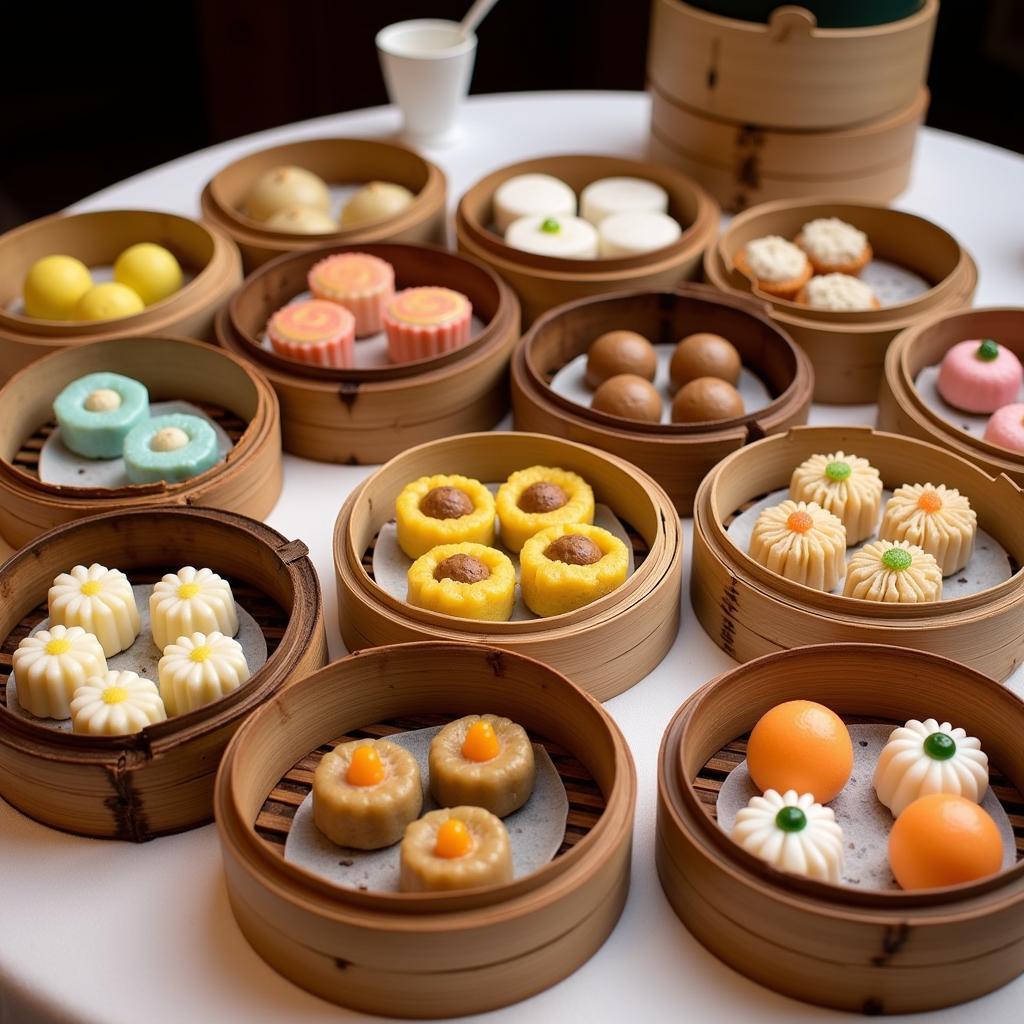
[647, 0, 939, 210]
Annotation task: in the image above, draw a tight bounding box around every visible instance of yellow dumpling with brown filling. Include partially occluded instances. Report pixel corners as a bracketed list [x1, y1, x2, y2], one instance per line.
[519, 523, 628, 617]
[495, 466, 595, 554]
[400, 806, 513, 892]
[406, 543, 516, 621]
[395, 474, 496, 559]
[429, 714, 536, 817]
[312, 738, 423, 849]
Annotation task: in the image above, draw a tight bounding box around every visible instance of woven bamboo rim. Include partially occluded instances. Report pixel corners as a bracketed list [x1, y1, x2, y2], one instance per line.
[455, 153, 718, 325]
[691, 424, 1024, 680]
[216, 244, 520, 464]
[333, 431, 682, 701]
[0, 209, 242, 381]
[0, 507, 326, 840]
[648, 0, 938, 130]
[878, 306, 1024, 487]
[200, 137, 447, 271]
[214, 641, 636, 1017]
[657, 642, 1024, 1013]
[511, 283, 813, 515]
[0, 335, 283, 550]
[703, 198, 978, 402]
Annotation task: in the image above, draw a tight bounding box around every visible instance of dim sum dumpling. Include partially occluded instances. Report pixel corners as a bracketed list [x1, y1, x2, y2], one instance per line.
[748, 499, 847, 592]
[843, 539, 942, 602]
[789, 451, 882, 545]
[879, 483, 977, 576]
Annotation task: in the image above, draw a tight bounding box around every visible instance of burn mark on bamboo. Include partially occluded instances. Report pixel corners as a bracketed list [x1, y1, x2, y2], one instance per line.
[862, 997, 884, 1016]
[871, 922, 911, 967]
[706, 39, 720, 92]
[719, 580, 739, 655]
[338, 381, 360, 408]
[107, 750, 152, 843]
[486, 650, 505, 677]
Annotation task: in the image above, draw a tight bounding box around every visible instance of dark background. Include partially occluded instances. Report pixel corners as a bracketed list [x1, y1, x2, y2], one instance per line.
[2, 1, 1021, 231]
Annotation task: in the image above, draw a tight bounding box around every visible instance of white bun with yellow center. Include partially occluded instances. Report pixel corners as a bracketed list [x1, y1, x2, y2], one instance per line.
[70, 670, 167, 736]
[47, 563, 141, 657]
[12, 624, 108, 719]
[149, 566, 239, 651]
[157, 630, 250, 716]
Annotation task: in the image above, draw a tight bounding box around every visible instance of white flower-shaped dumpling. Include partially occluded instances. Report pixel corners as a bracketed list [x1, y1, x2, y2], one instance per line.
[873, 718, 989, 818]
[157, 631, 250, 715]
[12, 625, 108, 719]
[729, 789, 844, 883]
[70, 670, 167, 736]
[149, 566, 239, 651]
[48, 563, 141, 657]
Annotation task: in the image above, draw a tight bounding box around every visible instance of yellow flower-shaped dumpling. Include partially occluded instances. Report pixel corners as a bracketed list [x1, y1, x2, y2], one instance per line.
[48, 563, 140, 657]
[12, 625, 108, 719]
[149, 566, 238, 651]
[519, 523, 628, 617]
[495, 466, 595, 554]
[70, 670, 167, 736]
[157, 631, 251, 715]
[407, 543, 516, 621]
[395, 474, 495, 559]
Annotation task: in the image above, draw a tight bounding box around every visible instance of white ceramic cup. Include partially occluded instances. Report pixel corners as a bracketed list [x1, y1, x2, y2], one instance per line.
[376, 19, 477, 147]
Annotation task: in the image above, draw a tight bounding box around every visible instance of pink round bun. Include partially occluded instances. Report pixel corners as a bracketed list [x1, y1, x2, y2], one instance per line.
[937, 339, 1023, 413]
[983, 403, 1024, 453]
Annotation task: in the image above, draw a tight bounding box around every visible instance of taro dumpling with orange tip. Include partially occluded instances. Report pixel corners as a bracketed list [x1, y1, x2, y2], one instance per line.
[429, 714, 535, 817]
[400, 806, 512, 892]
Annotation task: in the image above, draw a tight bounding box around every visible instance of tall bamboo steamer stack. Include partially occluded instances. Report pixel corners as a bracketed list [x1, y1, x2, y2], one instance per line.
[646, 0, 939, 210]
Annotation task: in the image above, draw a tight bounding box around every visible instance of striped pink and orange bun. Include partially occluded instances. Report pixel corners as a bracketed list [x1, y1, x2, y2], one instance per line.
[266, 299, 355, 368]
[383, 286, 472, 364]
[307, 252, 395, 337]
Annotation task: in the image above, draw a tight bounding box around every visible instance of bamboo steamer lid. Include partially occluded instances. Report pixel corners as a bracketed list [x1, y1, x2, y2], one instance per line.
[878, 306, 1024, 487]
[0, 209, 242, 381]
[0, 507, 326, 840]
[201, 137, 447, 271]
[0, 335, 283, 549]
[690, 424, 1024, 680]
[215, 641, 636, 1017]
[657, 642, 1024, 1013]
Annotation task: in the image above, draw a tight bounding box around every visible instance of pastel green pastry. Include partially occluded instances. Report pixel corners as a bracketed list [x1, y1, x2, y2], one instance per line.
[122, 413, 219, 484]
[53, 372, 149, 459]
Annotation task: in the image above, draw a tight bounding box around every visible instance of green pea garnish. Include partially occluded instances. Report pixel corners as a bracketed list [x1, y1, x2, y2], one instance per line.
[881, 547, 913, 572]
[775, 806, 807, 833]
[540, 217, 561, 234]
[976, 339, 1000, 362]
[923, 731, 956, 760]
[825, 460, 852, 482]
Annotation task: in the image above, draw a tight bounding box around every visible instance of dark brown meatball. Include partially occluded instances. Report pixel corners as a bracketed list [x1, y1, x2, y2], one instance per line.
[433, 553, 491, 584]
[543, 534, 603, 565]
[518, 481, 569, 513]
[420, 486, 474, 520]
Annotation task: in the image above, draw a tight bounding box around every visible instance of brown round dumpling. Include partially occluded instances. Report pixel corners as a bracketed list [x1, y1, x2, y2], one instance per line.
[670, 332, 741, 392]
[591, 373, 663, 423]
[671, 377, 745, 423]
[585, 330, 657, 389]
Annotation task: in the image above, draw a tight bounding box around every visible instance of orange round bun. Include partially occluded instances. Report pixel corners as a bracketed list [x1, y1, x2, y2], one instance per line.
[889, 794, 1003, 890]
[746, 700, 853, 803]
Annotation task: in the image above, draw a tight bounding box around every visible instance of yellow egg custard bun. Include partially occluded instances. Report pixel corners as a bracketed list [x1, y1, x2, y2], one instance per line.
[395, 474, 496, 559]
[406, 542, 516, 622]
[429, 714, 536, 817]
[495, 465, 595, 553]
[520, 523, 629, 618]
[312, 737, 423, 849]
[399, 805, 513, 892]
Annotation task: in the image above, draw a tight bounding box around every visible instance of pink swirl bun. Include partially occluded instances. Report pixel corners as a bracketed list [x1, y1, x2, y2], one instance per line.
[937, 339, 1023, 413]
[308, 253, 395, 337]
[383, 286, 472, 364]
[983, 403, 1024, 453]
[267, 299, 355, 368]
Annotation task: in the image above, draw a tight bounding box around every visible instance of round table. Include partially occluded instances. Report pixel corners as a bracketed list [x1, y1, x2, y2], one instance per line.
[2, 91, 1023, 1024]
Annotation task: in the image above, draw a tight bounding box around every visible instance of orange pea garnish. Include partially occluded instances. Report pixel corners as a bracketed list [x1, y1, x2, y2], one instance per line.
[435, 818, 474, 859]
[786, 510, 814, 534]
[462, 720, 501, 762]
[346, 745, 385, 787]
[917, 490, 943, 513]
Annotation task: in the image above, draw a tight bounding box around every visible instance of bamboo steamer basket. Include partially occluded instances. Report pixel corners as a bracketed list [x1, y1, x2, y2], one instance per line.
[455, 154, 718, 326]
[0, 335, 283, 550]
[647, 0, 938, 130]
[657, 642, 1024, 1013]
[703, 198, 978, 403]
[648, 85, 927, 213]
[333, 432, 682, 701]
[878, 307, 1024, 487]
[215, 640, 636, 1018]
[511, 284, 813, 515]
[690, 424, 1024, 680]
[0, 209, 242, 381]
[216, 242, 520, 463]
[200, 138, 447, 271]
[0, 507, 326, 840]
